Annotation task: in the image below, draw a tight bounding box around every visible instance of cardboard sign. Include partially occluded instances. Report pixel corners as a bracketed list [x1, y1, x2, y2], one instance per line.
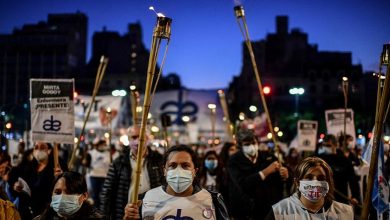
[325, 108, 356, 142]
[30, 79, 75, 144]
[74, 95, 122, 130]
[297, 120, 318, 151]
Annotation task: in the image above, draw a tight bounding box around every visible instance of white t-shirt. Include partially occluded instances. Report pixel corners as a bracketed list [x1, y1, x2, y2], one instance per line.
[128, 156, 151, 202]
[142, 186, 216, 220]
[88, 149, 111, 178]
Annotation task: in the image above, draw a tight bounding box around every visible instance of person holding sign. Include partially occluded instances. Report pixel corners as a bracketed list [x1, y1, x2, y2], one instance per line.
[266, 156, 353, 219]
[123, 145, 229, 220]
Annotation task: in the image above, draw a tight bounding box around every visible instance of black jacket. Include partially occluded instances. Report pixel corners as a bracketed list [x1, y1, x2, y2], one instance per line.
[317, 153, 361, 203]
[99, 147, 164, 220]
[228, 150, 287, 220]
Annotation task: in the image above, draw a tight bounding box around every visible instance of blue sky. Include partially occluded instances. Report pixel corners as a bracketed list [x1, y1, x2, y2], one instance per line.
[1, 0, 389, 89]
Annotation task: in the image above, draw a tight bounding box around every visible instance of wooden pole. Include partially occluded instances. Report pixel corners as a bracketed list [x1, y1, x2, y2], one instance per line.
[361, 44, 390, 219]
[130, 16, 171, 204]
[53, 142, 59, 169]
[218, 90, 234, 142]
[68, 56, 108, 170]
[234, 5, 280, 162]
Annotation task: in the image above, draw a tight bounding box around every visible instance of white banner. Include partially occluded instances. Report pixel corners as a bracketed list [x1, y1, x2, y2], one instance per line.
[325, 108, 356, 142]
[297, 120, 318, 152]
[146, 89, 226, 143]
[74, 95, 122, 130]
[30, 79, 75, 144]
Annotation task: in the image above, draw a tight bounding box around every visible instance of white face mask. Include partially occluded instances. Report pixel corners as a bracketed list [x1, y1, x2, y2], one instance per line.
[166, 166, 193, 193]
[50, 194, 83, 217]
[347, 142, 355, 150]
[318, 147, 333, 155]
[33, 150, 48, 162]
[242, 144, 258, 157]
[299, 180, 329, 202]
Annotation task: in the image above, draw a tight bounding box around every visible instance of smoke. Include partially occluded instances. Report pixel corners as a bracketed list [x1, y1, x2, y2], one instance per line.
[234, 0, 243, 6]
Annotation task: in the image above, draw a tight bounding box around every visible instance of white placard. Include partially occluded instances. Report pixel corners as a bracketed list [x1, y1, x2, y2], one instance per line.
[325, 108, 356, 142]
[297, 120, 318, 152]
[30, 79, 75, 144]
[74, 95, 122, 130]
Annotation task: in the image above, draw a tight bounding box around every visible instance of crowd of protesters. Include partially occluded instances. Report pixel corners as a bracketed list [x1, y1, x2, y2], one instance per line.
[0, 127, 389, 219]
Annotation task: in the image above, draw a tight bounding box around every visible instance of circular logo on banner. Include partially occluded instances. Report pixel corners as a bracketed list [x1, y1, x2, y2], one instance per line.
[303, 139, 311, 146]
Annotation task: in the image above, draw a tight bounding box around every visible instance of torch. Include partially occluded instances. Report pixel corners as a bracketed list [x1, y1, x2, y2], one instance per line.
[233, 5, 279, 161]
[361, 44, 390, 219]
[130, 8, 172, 204]
[218, 90, 234, 142]
[68, 56, 109, 170]
[208, 103, 217, 148]
[342, 76, 348, 151]
[129, 83, 140, 128]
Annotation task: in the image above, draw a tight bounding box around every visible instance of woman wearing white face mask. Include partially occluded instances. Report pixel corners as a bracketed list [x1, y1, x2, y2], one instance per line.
[123, 145, 229, 220]
[14, 142, 66, 216]
[266, 156, 354, 220]
[33, 171, 103, 220]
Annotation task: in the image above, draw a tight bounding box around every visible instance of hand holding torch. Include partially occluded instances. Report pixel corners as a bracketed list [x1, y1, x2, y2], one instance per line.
[130, 10, 172, 204]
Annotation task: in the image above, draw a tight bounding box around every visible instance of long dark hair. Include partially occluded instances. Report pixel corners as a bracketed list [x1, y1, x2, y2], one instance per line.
[219, 142, 235, 167]
[53, 171, 87, 194]
[198, 150, 223, 191]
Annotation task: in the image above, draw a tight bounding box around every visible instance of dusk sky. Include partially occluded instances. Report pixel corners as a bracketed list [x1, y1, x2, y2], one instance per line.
[1, 0, 389, 89]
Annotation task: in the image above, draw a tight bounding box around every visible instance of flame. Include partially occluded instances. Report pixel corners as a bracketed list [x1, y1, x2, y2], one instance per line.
[149, 6, 165, 17]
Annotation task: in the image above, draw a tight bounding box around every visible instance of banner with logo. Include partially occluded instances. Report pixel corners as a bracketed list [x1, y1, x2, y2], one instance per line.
[297, 120, 318, 152]
[30, 79, 75, 144]
[74, 95, 122, 131]
[146, 89, 226, 143]
[325, 108, 356, 142]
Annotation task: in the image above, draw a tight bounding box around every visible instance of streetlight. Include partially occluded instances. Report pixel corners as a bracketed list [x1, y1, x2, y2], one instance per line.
[289, 87, 305, 117]
[208, 103, 216, 147]
[111, 89, 127, 97]
[249, 105, 257, 113]
[182, 115, 190, 141]
[342, 77, 349, 150]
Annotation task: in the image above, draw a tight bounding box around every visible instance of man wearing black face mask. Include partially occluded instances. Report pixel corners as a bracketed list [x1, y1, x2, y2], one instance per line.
[227, 129, 290, 220]
[316, 134, 360, 207]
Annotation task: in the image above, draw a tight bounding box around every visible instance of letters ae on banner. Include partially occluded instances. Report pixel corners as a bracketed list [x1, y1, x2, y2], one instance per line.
[30, 79, 75, 144]
[297, 120, 318, 152]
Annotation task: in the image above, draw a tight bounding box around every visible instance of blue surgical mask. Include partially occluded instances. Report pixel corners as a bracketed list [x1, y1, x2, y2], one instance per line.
[50, 194, 82, 217]
[205, 159, 218, 170]
[166, 167, 193, 193]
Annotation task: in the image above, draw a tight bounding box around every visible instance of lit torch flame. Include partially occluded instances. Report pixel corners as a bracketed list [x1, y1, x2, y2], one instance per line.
[149, 6, 165, 17]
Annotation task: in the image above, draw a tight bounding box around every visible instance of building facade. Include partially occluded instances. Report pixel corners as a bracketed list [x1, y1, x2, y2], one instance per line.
[227, 16, 372, 139]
